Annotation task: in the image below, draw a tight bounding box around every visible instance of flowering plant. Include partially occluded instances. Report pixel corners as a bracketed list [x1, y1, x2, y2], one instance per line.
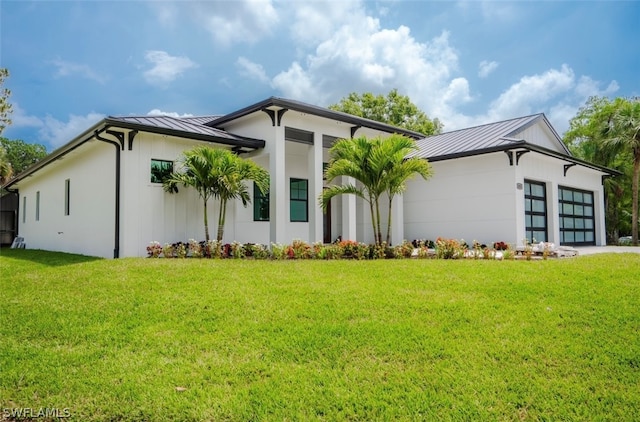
[146, 241, 162, 258]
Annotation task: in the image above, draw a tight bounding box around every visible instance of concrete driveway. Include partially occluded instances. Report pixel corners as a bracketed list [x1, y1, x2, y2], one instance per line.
[573, 246, 640, 255]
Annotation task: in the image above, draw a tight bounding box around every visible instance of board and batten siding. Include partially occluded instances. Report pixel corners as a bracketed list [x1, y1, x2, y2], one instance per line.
[17, 140, 116, 258]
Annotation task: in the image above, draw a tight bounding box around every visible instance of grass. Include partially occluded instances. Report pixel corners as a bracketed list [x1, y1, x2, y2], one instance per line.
[1, 249, 639, 421]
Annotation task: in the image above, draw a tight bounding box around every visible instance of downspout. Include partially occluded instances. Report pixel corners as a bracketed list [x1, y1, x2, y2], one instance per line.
[94, 127, 121, 259]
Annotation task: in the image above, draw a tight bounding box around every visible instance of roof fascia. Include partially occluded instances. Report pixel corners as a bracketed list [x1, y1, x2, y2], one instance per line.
[425, 141, 620, 176]
[207, 97, 426, 139]
[104, 118, 265, 150]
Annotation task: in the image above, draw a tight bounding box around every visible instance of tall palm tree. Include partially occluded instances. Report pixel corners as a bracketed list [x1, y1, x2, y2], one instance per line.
[605, 97, 640, 245]
[163, 146, 269, 242]
[320, 134, 432, 245]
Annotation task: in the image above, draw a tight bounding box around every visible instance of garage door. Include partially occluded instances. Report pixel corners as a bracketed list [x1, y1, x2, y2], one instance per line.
[559, 186, 595, 245]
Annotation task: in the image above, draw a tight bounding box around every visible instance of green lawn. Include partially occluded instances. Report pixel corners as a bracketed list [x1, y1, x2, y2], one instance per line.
[1, 249, 639, 421]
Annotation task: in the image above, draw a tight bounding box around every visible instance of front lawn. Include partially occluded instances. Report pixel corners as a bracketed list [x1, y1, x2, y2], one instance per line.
[1, 249, 639, 420]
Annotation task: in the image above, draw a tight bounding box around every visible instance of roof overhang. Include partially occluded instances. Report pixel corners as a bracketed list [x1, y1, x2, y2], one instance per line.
[207, 96, 427, 139]
[2, 118, 266, 190]
[424, 140, 621, 176]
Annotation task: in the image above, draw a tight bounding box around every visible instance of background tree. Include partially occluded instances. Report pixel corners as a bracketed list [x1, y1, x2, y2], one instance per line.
[564, 96, 639, 245]
[0, 138, 48, 176]
[163, 146, 269, 242]
[320, 134, 432, 245]
[329, 89, 442, 136]
[0, 68, 13, 185]
[0, 68, 11, 135]
[0, 146, 12, 185]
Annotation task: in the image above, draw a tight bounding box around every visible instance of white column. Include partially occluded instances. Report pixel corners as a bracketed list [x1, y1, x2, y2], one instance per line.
[547, 181, 559, 245]
[341, 176, 357, 241]
[269, 126, 286, 245]
[308, 134, 323, 243]
[391, 194, 404, 246]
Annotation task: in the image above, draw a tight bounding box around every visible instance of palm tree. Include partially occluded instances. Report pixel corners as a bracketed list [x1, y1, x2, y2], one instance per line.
[320, 134, 432, 245]
[382, 135, 433, 244]
[605, 97, 640, 245]
[163, 146, 269, 242]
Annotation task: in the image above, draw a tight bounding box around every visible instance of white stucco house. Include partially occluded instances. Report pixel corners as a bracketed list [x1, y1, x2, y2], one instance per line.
[3, 97, 617, 258]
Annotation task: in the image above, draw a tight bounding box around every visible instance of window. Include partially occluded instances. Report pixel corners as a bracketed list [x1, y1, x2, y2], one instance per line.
[524, 180, 547, 243]
[150, 159, 174, 184]
[65, 179, 70, 216]
[559, 186, 595, 246]
[22, 196, 26, 224]
[36, 191, 40, 221]
[290, 178, 308, 222]
[285, 127, 314, 145]
[253, 182, 270, 221]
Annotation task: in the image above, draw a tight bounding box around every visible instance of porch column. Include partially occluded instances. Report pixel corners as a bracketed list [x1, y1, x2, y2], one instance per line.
[547, 181, 559, 245]
[269, 126, 286, 245]
[308, 133, 323, 243]
[342, 176, 357, 241]
[390, 194, 404, 246]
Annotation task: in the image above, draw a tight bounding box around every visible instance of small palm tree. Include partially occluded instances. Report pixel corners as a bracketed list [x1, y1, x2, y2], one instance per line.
[164, 146, 269, 242]
[320, 134, 432, 245]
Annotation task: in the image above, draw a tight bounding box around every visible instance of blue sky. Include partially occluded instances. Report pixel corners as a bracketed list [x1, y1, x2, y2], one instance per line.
[1, 0, 638, 151]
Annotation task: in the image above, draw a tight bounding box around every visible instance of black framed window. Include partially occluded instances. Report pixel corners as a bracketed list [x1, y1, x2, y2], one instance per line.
[150, 159, 174, 184]
[524, 180, 547, 242]
[290, 178, 308, 222]
[253, 182, 270, 221]
[559, 186, 595, 245]
[22, 196, 26, 224]
[36, 191, 40, 221]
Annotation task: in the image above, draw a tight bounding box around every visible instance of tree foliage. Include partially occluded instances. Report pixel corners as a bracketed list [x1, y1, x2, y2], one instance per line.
[564, 96, 640, 245]
[163, 146, 269, 242]
[329, 89, 442, 136]
[320, 134, 432, 245]
[0, 68, 11, 135]
[0, 138, 48, 177]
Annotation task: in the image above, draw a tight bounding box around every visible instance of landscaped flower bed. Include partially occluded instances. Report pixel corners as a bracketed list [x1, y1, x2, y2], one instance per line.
[146, 238, 576, 260]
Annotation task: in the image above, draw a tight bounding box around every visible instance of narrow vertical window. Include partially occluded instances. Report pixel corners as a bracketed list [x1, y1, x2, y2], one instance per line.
[290, 178, 308, 222]
[36, 191, 40, 221]
[65, 179, 70, 216]
[253, 182, 270, 221]
[22, 196, 26, 224]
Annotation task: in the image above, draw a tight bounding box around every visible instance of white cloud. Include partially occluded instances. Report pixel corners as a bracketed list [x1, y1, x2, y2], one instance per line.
[143, 50, 197, 86]
[288, 1, 366, 46]
[236, 57, 270, 84]
[147, 109, 194, 118]
[39, 113, 105, 148]
[478, 60, 498, 78]
[188, 0, 279, 46]
[9, 103, 43, 128]
[50, 58, 107, 84]
[486, 64, 575, 120]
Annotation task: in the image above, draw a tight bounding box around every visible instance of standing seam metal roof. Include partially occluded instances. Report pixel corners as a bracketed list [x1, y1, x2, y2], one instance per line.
[407, 114, 545, 159]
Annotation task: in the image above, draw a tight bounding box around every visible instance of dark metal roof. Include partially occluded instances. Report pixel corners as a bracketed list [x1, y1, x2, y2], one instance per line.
[105, 115, 265, 149]
[407, 114, 543, 160]
[207, 96, 427, 139]
[404, 113, 618, 176]
[178, 115, 222, 125]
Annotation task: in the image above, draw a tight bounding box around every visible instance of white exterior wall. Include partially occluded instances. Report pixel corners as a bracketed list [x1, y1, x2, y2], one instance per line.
[17, 141, 116, 258]
[404, 153, 518, 246]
